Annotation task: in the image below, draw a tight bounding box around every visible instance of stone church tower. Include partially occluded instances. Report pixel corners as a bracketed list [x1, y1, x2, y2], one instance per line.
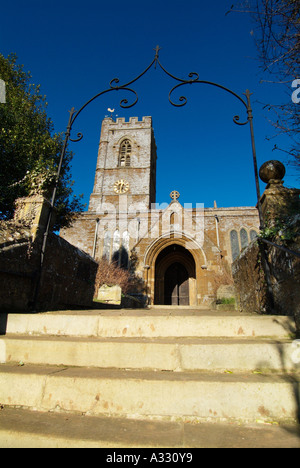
[89, 116, 157, 212]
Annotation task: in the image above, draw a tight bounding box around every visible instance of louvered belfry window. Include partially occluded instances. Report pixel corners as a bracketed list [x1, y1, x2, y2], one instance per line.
[119, 139, 131, 167]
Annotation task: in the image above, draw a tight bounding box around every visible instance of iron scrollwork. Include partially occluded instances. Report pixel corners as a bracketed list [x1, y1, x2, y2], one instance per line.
[68, 45, 250, 142]
[64, 46, 259, 230]
[69, 131, 83, 143]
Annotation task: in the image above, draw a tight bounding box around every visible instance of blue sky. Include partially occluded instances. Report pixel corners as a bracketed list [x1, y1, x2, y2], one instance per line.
[1, 0, 298, 209]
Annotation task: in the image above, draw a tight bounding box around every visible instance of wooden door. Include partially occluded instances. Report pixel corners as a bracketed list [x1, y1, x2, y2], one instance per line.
[164, 263, 189, 306]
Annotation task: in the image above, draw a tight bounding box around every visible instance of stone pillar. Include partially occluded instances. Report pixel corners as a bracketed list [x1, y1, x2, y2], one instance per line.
[259, 160, 300, 330]
[14, 195, 55, 241]
[259, 160, 300, 226]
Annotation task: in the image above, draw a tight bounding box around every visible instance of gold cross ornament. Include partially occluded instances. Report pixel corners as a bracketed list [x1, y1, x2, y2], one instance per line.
[170, 190, 180, 201]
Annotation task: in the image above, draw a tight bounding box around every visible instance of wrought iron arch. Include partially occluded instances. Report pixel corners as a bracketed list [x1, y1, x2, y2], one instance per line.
[56, 46, 262, 220]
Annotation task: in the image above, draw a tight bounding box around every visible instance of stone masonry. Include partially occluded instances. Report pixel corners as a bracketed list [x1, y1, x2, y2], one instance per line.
[0, 195, 98, 311]
[232, 160, 300, 329]
[89, 116, 157, 212]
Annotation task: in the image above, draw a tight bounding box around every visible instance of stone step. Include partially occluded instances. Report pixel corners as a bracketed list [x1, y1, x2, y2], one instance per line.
[0, 406, 299, 448]
[1, 335, 299, 372]
[0, 364, 299, 424]
[0, 310, 296, 338]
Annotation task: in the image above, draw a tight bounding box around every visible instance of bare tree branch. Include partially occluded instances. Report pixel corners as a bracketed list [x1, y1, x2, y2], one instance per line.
[228, 0, 300, 173]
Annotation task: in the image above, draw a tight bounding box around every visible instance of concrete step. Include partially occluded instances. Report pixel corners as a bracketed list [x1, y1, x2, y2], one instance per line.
[0, 364, 299, 424]
[0, 406, 299, 448]
[1, 308, 299, 447]
[0, 310, 296, 338]
[1, 335, 299, 372]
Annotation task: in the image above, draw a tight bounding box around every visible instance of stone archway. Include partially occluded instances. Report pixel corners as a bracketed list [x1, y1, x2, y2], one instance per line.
[144, 232, 207, 306]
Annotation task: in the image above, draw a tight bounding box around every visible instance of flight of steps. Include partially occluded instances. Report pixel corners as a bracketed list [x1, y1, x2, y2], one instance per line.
[0, 308, 299, 448]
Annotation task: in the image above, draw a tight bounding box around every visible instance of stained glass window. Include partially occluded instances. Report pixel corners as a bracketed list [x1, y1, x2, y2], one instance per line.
[240, 228, 249, 250]
[230, 230, 240, 261]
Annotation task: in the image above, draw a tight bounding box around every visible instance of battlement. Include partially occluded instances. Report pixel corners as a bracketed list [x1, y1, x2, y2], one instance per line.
[104, 116, 152, 127]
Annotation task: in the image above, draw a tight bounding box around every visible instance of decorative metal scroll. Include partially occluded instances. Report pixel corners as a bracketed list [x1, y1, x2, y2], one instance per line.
[68, 45, 250, 143]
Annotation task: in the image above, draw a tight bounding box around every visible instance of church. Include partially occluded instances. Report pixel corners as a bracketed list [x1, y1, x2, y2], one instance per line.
[60, 116, 260, 307]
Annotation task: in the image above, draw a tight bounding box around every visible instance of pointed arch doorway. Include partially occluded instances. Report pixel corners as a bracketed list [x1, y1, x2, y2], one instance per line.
[154, 244, 196, 306]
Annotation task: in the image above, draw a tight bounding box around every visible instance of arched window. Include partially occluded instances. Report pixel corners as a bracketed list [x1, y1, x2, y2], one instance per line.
[240, 228, 249, 250]
[112, 230, 120, 255]
[250, 230, 258, 242]
[122, 230, 130, 252]
[119, 139, 131, 167]
[112, 230, 120, 264]
[121, 231, 130, 269]
[170, 212, 179, 227]
[103, 231, 111, 260]
[230, 230, 240, 261]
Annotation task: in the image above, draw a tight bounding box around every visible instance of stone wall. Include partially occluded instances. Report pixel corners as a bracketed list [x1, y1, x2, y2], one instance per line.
[269, 242, 300, 320]
[35, 233, 98, 311]
[232, 241, 268, 314]
[232, 161, 300, 331]
[232, 232, 300, 329]
[0, 196, 98, 312]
